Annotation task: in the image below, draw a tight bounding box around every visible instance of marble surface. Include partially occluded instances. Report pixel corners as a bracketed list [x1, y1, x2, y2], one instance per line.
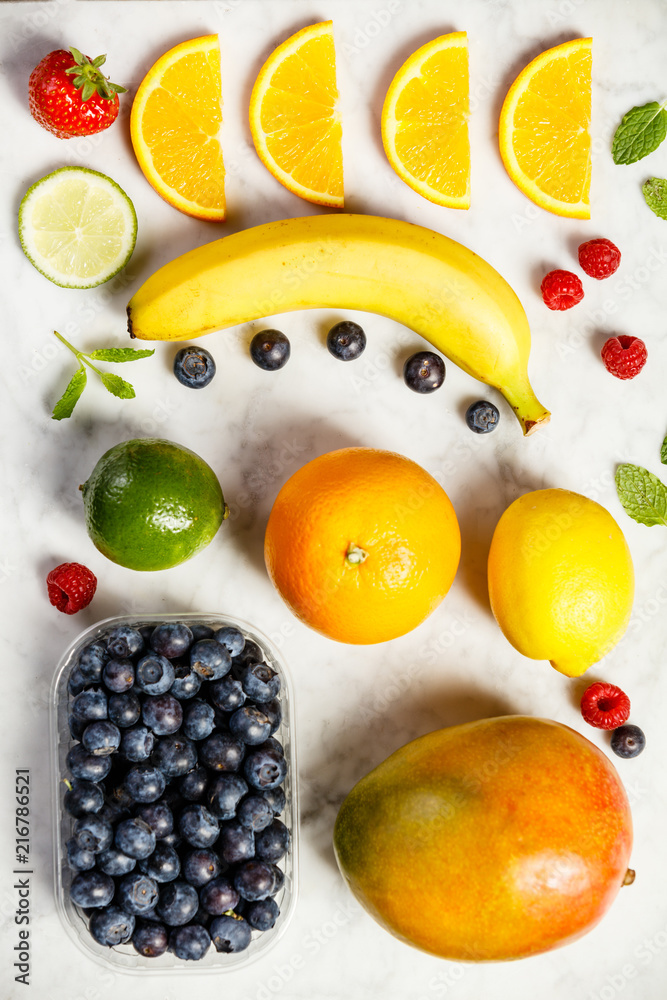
[1, 0, 667, 997]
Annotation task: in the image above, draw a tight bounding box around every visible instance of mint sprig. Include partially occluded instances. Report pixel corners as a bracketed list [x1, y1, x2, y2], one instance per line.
[615, 463, 667, 527]
[612, 101, 667, 165]
[643, 177, 667, 220]
[52, 331, 154, 420]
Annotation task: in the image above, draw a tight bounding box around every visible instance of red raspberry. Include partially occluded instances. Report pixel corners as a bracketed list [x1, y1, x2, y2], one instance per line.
[540, 269, 584, 310]
[601, 335, 647, 380]
[578, 238, 621, 279]
[47, 562, 97, 614]
[581, 682, 631, 730]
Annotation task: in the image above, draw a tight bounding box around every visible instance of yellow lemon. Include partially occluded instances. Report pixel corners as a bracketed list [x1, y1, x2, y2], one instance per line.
[488, 489, 634, 677]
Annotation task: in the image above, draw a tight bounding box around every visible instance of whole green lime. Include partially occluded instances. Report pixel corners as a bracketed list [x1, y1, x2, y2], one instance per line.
[81, 438, 228, 571]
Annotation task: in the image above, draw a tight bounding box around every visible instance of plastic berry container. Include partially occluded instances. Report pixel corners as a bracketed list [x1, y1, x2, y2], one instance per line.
[50, 612, 298, 973]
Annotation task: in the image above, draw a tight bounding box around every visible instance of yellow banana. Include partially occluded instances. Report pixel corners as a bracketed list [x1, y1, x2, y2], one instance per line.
[127, 214, 550, 434]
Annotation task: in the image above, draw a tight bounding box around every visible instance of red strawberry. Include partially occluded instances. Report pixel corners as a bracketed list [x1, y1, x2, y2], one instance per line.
[28, 46, 126, 139]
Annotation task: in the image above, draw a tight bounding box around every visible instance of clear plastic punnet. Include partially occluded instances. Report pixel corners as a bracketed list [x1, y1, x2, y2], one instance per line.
[50, 612, 298, 973]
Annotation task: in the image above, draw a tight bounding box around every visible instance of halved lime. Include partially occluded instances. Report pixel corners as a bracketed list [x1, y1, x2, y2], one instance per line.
[18, 166, 137, 289]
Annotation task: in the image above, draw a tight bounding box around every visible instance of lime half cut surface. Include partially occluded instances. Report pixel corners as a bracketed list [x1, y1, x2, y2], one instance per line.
[18, 166, 137, 288]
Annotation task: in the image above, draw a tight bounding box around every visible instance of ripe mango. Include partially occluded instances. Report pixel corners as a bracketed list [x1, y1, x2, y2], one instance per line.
[333, 716, 633, 961]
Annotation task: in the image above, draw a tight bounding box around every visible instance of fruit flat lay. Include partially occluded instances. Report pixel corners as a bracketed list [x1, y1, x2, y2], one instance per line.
[2, 0, 666, 998]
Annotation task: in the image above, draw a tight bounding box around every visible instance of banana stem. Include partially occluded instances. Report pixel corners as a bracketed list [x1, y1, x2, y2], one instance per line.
[500, 379, 551, 436]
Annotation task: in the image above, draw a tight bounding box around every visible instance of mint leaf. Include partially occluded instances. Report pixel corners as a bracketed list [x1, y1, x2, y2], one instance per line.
[52, 366, 87, 420]
[612, 101, 667, 165]
[88, 348, 155, 362]
[661, 436, 667, 465]
[100, 373, 135, 399]
[643, 177, 667, 220]
[615, 463, 667, 526]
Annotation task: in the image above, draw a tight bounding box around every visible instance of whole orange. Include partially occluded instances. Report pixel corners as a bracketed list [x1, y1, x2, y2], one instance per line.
[264, 447, 460, 644]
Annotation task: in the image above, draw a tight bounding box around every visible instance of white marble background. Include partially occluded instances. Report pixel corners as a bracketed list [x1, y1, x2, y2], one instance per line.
[1, 0, 667, 997]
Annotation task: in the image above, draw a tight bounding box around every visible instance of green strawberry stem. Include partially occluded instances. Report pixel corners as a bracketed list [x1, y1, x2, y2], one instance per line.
[66, 47, 126, 102]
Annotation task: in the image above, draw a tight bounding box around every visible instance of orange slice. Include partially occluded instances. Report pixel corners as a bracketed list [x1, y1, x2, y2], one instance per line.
[381, 32, 470, 209]
[249, 21, 343, 208]
[499, 37, 592, 219]
[130, 35, 225, 221]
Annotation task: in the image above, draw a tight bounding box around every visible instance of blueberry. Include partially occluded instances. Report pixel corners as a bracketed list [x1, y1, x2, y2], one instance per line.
[132, 919, 169, 957]
[97, 847, 136, 877]
[199, 731, 245, 772]
[158, 831, 183, 852]
[269, 864, 285, 895]
[89, 905, 135, 946]
[206, 773, 249, 821]
[64, 779, 104, 817]
[68, 667, 88, 696]
[240, 662, 280, 703]
[190, 624, 215, 641]
[106, 625, 144, 660]
[77, 641, 108, 683]
[229, 706, 272, 745]
[150, 623, 193, 659]
[244, 746, 287, 790]
[82, 720, 121, 756]
[138, 843, 181, 883]
[135, 802, 173, 840]
[178, 805, 219, 848]
[66, 837, 96, 871]
[245, 897, 280, 931]
[465, 399, 500, 433]
[183, 848, 221, 887]
[170, 662, 202, 701]
[262, 698, 282, 735]
[213, 626, 245, 657]
[173, 346, 216, 389]
[178, 765, 208, 803]
[68, 714, 87, 741]
[250, 329, 290, 371]
[403, 351, 446, 393]
[611, 724, 646, 758]
[125, 765, 167, 803]
[66, 745, 112, 783]
[182, 699, 216, 741]
[210, 913, 252, 953]
[152, 734, 198, 777]
[113, 872, 158, 915]
[70, 870, 115, 908]
[74, 814, 113, 853]
[199, 875, 240, 916]
[120, 725, 155, 762]
[263, 787, 286, 816]
[218, 821, 255, 864]
[209, 674, 246, 713]
[233, 860, 276, 901]
[114, 818, 156, 860]
[103, 658, 135, 693]
[169, 922, 212, 960]
[237, 795, 274, 832]
[326, 320, 366, 361]
[233, 639, 264, 669]
[255, 819, 290, 863]
[108, 691, 141, 728]
[142, 694, 183, 736]
[135, 654, 175, 696]
[190, 639, 231, 681]
[156, 881, 199, 927]
[72, 688, 108, 723]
